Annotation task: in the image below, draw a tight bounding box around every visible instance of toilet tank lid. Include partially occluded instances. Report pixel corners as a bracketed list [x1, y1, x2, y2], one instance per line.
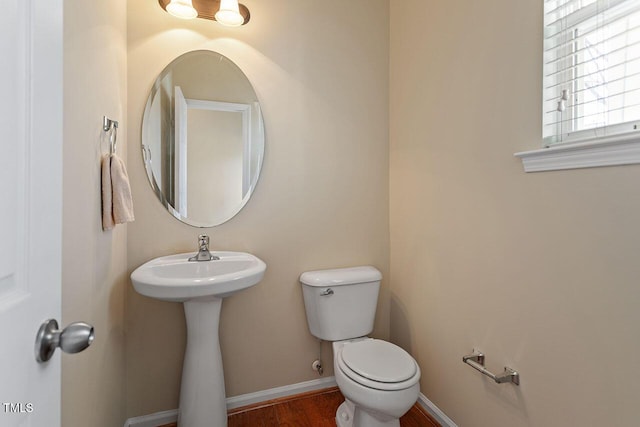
[300, 266, 381, 287]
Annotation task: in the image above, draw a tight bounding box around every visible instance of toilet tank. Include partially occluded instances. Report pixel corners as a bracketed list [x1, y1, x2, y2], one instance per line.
[300, 266, 382, 341]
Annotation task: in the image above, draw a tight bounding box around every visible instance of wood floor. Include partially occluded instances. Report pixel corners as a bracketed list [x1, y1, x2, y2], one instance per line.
[159, 387, 440, 427]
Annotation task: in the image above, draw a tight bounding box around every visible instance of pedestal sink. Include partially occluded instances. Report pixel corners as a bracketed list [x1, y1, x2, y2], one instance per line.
[131, 251, 266, 427]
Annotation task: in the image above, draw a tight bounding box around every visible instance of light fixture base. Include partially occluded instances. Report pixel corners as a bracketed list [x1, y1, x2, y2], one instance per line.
[158, 0, 250, 25]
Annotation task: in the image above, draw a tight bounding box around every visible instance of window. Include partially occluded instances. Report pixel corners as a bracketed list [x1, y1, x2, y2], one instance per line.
[544, 0, 640, 144]
[516, 0, 640, 172]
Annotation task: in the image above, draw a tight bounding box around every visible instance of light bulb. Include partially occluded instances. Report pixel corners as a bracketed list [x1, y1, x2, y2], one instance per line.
[215, 0, 245, 27]
[166, 0, 198, 19]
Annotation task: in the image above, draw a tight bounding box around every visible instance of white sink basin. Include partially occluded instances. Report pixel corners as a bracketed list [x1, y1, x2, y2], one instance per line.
[131, 251, 266, 302]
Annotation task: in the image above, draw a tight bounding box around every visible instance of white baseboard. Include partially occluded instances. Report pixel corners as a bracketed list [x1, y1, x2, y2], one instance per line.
[417, 393, 458, 427]
[123, 377, 337, 427]
[226, 376, 337, 410]
[123, 409, 178, 427]
[123, 379, 458, 427]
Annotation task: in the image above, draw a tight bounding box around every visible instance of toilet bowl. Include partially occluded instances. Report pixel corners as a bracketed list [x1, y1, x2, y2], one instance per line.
[299, 266, 421, 427]
[333, 339, 420, 427]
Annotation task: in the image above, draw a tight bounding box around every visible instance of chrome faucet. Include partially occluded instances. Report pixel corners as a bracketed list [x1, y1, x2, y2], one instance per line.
[188, 235, 219, 262]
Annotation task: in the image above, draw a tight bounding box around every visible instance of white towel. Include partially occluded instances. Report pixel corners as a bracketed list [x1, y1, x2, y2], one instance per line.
[102, 154, 135, 230]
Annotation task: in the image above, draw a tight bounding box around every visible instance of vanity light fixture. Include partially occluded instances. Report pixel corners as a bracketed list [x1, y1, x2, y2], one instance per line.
[159, 0, 251, 26]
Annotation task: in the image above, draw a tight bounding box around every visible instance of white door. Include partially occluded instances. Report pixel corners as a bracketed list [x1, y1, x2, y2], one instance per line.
[175, 86, 188, 217]
[0, 0, 63, 426]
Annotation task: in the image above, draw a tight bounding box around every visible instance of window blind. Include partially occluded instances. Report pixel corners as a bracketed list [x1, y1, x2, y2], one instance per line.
[543, 0, 640, 145]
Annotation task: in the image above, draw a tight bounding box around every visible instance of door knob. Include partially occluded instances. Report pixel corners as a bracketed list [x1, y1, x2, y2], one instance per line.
[35, 319, 95, 363]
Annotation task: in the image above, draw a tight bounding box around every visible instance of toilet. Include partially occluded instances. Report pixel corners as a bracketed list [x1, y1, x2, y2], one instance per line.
[300, 266, 421, 427]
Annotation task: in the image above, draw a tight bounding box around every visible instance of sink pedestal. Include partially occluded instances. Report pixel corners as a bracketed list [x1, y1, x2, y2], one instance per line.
[179, 298, 226, 427]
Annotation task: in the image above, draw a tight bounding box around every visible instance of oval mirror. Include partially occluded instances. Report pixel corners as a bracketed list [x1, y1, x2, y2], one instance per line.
[141, 50, 264, 227]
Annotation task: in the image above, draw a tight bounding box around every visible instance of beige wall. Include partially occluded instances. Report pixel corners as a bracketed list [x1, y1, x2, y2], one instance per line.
[186, 109, 243, 221]
[62, 1, 128, 427]
[126, 0, 390, 418]
[390, 1, 640, 426]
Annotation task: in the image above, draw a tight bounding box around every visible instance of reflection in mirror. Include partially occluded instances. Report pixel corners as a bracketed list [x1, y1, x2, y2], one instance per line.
[142, 50, 264, 227]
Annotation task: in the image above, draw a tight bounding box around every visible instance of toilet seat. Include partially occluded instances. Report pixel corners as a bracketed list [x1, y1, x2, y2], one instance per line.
[337, 339, 420, 391]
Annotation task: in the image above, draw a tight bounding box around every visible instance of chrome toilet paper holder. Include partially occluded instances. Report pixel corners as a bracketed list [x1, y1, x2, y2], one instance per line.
[462, 350, 520, 385]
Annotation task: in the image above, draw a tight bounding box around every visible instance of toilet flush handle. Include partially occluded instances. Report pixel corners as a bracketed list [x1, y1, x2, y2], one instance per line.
[320, 288, 334, 296]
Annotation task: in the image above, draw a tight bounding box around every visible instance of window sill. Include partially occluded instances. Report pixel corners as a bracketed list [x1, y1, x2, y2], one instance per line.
[514, 133, 640, 172]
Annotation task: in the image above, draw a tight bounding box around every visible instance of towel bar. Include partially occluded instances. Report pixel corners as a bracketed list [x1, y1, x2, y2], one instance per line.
[103, 116, 119, 155]
[103, 116, 119, 132]
[462, 350, 519, 385]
